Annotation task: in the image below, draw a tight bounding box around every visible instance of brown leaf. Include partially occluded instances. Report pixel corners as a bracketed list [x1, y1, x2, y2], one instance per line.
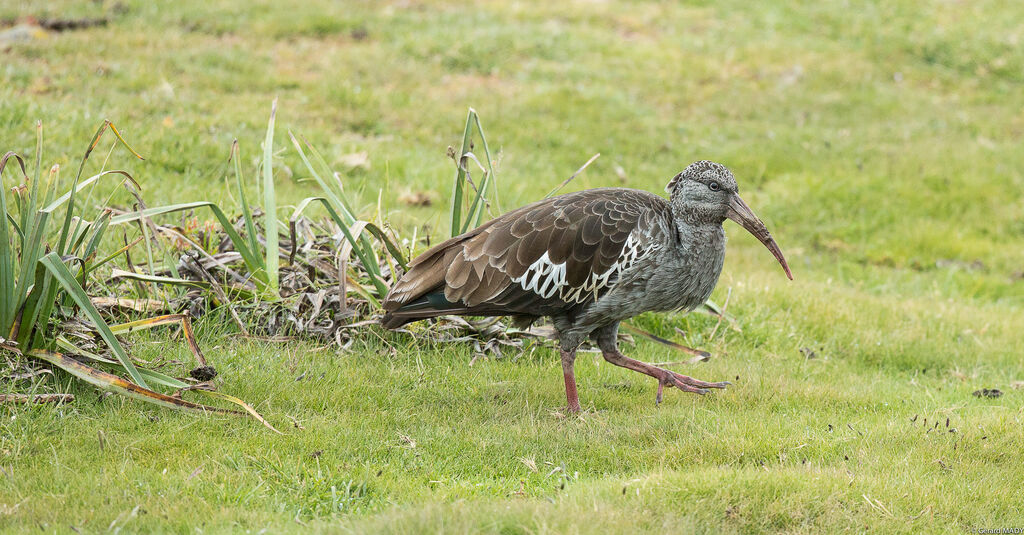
[89, 297, 168, 313]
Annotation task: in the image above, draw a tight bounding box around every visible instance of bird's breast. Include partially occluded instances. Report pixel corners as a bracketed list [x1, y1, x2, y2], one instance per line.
[575, 224, 726, 326]
[640, 228, 725, 313]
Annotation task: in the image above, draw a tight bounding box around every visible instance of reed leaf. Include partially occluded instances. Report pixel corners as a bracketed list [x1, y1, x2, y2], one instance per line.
[38, 252, 149, 387]
[111, 202, 269, 291]
[262, 99, 280, 294]
[449, 110, 474, 236]
[26, 347, 241, 415]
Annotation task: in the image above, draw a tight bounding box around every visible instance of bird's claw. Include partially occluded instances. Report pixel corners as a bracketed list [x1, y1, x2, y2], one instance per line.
[654, 368, 728, 405]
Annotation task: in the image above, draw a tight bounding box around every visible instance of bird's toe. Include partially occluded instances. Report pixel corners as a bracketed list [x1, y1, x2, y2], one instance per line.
[670, 372, 730, 390]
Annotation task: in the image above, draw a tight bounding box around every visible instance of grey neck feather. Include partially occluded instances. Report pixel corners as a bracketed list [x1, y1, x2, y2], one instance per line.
[671, 217, 726, 254]
[671, 202, 726, 229]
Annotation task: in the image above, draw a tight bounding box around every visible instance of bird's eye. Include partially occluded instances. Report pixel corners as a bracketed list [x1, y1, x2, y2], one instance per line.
[708, 181, 721, 192]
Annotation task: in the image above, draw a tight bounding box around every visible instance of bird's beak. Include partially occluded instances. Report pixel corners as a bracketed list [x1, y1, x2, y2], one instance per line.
[726, 194, 793, 280]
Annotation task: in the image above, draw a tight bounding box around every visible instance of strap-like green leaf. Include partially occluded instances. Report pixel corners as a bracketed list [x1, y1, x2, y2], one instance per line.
[262, 99, 279, 294]
[39, 252, 150, 388]
[229, 140, 261, 262]
[290, 197, 390, 297]
[449, 110, 474, 236]
[0, 152, 28, 333]
[110, 201, 269, 291]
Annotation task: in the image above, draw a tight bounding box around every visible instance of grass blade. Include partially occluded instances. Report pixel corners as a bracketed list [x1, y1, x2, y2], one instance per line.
[288, 133, 358, 219]
[108, 313, 216, 367]
[288, 133, 383, 271]
[105, 121, 145, 161]
[27, 123, 42, 229]
[84, 235, 143, 276]
[30, 342, 277, 431]
[298, 134, 391, 283]
[195, 390, 283, 434]
[44, 170, 139, 212]
[108, 269, 212, 291]
[58, 122, 108, 255]
[108, 313, 194, 335]
[545, 153, 600, 199]
[620, 322, 710, 359]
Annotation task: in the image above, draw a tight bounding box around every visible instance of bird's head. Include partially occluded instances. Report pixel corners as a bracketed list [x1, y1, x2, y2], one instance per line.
[667, 161, 793, 280]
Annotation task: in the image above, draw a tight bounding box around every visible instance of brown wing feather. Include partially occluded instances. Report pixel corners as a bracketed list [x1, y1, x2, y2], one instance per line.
[381, 188, 672, 325]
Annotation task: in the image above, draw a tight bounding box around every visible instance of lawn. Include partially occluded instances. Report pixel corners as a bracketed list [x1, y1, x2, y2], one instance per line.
[1, 0, 1023, 533]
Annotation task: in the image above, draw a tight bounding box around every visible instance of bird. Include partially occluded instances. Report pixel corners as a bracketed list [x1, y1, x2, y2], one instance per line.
[381, 160, 792, 412]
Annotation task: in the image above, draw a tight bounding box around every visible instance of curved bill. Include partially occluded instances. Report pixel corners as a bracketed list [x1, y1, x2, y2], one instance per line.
[727, 195, 793, 280]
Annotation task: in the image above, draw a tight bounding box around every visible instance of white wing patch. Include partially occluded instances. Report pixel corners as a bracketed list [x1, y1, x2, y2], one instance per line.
[510, 234, 655, 304]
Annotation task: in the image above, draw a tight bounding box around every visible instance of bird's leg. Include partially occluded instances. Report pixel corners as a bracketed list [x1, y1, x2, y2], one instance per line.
[596, 324, 729, 404]
[561, 348, 581, 413]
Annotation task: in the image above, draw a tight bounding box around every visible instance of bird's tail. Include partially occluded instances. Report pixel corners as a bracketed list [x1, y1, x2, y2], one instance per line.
[380, 234, 471, 329]
[380, 290, 471, 329]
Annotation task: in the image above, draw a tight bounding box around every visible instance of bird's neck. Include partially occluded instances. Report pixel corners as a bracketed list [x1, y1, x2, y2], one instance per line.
[649, 216, 726, 313]
[671, 203, 726, 239]
[673, 218, 726, 249]
[671, 203, 726, 228]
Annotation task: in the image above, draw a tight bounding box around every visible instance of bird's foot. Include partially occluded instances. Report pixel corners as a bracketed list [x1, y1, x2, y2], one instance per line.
[654, 369, 730, 404]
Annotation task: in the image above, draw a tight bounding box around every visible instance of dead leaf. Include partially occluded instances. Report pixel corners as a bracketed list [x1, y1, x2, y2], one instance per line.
[89, 297, 168, 313]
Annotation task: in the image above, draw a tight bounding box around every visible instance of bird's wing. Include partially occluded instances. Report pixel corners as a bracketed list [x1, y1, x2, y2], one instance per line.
[382, 188, 672, 322]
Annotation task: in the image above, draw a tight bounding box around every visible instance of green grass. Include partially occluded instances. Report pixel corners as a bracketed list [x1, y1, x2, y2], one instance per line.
[2, 0, 1023, 532]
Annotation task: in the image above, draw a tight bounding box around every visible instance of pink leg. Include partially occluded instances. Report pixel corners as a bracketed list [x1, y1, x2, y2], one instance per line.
[561, 348, 581, 413]
[601, 349, 729, 404]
